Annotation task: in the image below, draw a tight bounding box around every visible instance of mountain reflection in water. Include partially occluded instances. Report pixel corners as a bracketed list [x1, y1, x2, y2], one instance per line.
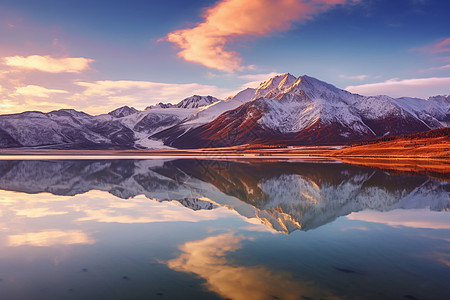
[0, 158, 449, 300]
[0, 159, 447, 233]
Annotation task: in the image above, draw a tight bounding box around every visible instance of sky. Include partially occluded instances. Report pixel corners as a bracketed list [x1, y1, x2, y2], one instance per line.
[0, 0, 449, 114]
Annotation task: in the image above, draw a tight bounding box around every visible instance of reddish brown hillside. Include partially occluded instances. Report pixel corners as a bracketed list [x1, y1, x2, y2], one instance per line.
[334, 128, 450, 158]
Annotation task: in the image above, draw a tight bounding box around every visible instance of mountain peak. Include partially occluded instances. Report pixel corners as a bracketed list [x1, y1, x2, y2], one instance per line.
[108, 106, 138, 118]
[176, 95, 219, 109]
[253, 73, 297, 100]
[257, 73, 297, 90]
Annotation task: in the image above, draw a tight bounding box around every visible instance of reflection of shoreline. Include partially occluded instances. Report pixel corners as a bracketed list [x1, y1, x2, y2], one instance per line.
[337, 157, 450, 181]
[0, 150, 449, 180]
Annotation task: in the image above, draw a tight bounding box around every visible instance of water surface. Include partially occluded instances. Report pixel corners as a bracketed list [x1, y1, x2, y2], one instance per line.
[0, 159, 449, 299]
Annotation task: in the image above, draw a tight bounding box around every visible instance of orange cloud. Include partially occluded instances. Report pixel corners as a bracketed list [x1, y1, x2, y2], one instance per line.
[3, 55, 93, 73]
[166, 0, 351, 72]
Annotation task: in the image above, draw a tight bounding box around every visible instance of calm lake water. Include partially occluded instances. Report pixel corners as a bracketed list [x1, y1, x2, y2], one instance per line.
[0, 158, 449, 300]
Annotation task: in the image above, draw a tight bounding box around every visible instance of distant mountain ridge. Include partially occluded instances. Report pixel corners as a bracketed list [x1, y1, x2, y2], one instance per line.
[0, 73, 448, 149]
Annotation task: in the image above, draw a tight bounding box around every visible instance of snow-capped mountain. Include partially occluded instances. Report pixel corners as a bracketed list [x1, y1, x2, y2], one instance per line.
[175, 95, 219, 108]
[0, 109, 135, 149]
[146, 95, 219, 109]
[0, 73, 448, 149]
[0, 95, 218, 149]
[0, 159, 447, 233]
[157, 74, 449, 148]
[108, 106, 138, 118]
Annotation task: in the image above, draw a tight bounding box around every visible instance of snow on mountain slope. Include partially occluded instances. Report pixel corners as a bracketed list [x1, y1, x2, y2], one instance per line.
[108, 106, 138, 118]
[429, 95, 450, 113]
[392, 96, 450, 127]
[147, 95, 220, 109]
[226, 88, 256, 103]
[0, 110, 111, 147]
[160, 74, 448, 148]
[226, 73, 297, 103]
[176, 95, 219, 108]
[0, 94, 227, 149]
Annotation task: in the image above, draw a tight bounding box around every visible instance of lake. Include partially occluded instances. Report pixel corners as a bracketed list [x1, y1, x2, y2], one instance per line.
[0, 158, 449, 299]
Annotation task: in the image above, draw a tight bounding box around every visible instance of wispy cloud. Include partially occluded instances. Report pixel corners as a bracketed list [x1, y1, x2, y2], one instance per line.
[419, 64, 450, 73]
[339, 74, 368, 80]
[3, 55, 93, 73]
[431, 38, 450, 54]
[346, 77, 450, 98]
[166, 0, 355, 72]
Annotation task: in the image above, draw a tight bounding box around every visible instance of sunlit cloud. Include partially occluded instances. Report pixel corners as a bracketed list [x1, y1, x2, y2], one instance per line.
[346, 77, 450, 98]
[0, 98, 72, 115]
[0, 76, 236, 115]
[347, 209, 450, 230]
[13, 85, 69, 98]
[8, 230, 95, 247]
[3, 55, 93, 73]
[14, 207, 68, 218]
[72, 79, 235, 114]
[166, 0, 354, 72]
[166, 233, 339, 300]
[0, 99, 15, 113]
[76, 80, 228, 98]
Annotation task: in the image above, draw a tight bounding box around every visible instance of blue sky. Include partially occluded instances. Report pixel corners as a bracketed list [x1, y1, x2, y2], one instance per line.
[0, 0, 449, 114]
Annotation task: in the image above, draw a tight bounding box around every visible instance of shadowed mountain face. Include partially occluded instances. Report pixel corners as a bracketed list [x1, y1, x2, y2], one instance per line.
[0, 159, 448, 233]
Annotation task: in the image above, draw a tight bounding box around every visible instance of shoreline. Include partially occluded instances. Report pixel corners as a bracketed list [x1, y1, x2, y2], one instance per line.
[0, 147, 448, 159]
[0, 148, 448, 180]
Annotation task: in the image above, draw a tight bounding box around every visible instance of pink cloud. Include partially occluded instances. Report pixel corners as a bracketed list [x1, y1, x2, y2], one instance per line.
[419, 64, 450, 73]
[432, 38, 450, 53]
[166, 0, 354, 72]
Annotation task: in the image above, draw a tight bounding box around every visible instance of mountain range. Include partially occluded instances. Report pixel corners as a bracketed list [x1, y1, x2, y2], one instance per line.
[0, 73, 448, 149]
